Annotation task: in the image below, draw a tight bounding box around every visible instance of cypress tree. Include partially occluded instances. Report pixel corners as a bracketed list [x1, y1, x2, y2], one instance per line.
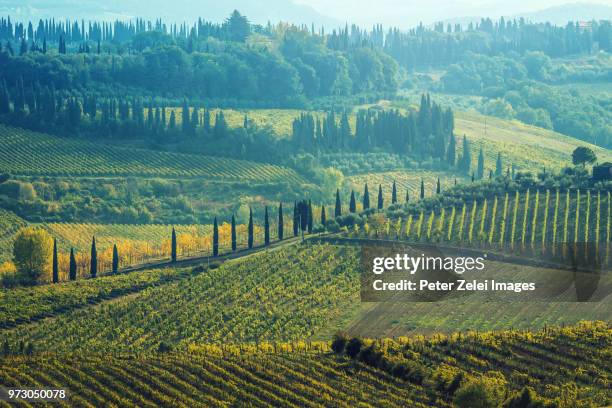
[231, 214, 237, 251]
[171, 227, 177, 262]
[112, 244, 119, 273]
[335, 189, 342, 217]
[447, 133, 456, 166]
[211, 217, 218, 256]
[489, 170, 493, 179]
[363, 184, 370, 209]
[477, 147, 485, 180]
[436, 178, 441, 194]
[391, 181, 397, 204]
[307, 200, 313, 233]
[278, 203, 284, 241]
[377, 185, 384, 209]
[69, 248, 77, 281]
[420, 179, 425, 199]
[52, 238, 58, 283]
[264, 207, 270, 246]
[90, 237, 97, 278]
[293, 202, 299, 237]
[349, 191, 356, 213]
[248, 208, 254, 249]
[321, 205, 326, 226]
[471, 172, 475, 183]
[460, 135, 471, 174]
[495, 153, 503, 177]
[405, 190, 410, 204]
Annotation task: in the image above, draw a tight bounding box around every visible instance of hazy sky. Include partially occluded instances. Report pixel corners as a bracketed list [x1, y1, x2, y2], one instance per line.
[295, 0, 611, 26]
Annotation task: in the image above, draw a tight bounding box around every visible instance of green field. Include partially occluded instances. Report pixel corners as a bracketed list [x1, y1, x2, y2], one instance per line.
[0, 125, 304, 182]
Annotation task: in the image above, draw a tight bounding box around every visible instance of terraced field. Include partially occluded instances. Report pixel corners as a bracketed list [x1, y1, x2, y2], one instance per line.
[0, 322, 608, 407]
[0, 125, 304, 182]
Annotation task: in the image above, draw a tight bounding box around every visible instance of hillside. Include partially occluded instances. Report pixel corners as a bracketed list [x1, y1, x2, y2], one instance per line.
[2, 240, 610, 352]
[0, 322, 609, 406]
[454, 111, 612, 173]
[0, 125, 304, 182]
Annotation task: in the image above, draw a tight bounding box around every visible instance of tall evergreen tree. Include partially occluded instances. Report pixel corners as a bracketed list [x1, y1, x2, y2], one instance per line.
[391, 181, 397, 204]
[307, 200, 313, 233]
[335, 189, 342, 217]
[90, 237, 97, 278]
[405, 190, 410, 204]
[436, 178, 441, 194]
[278, 203, 284, 241]
[293, 202, 299, 237]
[171, 227, 177, 262]
[320, 205, 326, 226]
[213, 217, 219, 256]
[460, 135, 471, 174]
[69, 248, 77, 281]
[112, 244, 119, 273]
[52, 238, 58, 283]
[477, 147, 485, 180]
[349, 191, 356, 213]
[248, 208, 254, 249]
[363, 184, 370, 209]
[264, 207, 270, 246]
[231, 214, 237, 251]
[377, 185, 384, 209]
[447, 133, 456, 166]
[420, 179, 425, 199]
[495, 152, 503, 177]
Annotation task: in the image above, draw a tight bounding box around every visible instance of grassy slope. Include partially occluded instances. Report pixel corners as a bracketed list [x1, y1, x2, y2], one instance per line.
[454, 111, 612, 172]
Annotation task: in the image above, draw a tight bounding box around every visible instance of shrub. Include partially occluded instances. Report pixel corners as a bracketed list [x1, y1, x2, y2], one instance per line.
[454, 380, 498, 408]
[331, 332, 349, 354]
[345, 337, 363, 359]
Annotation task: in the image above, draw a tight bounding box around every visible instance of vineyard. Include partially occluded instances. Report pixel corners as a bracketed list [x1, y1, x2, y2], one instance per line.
[0, 266, 194, 329]
[346, 170, 460, 204]
[1, 244, 360, 352]
[0, 209, 26, 265]
[0, 125, 304, 182]
[0, 322, 609, 407]
[358, 189, 612, 261]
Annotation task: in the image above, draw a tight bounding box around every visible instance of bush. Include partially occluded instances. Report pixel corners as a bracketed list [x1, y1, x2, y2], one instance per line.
[331, 332, 349, 354]
[12, 227, 53, 285]
[454, 381, 498, 408]
[345, 337, 363, 359]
